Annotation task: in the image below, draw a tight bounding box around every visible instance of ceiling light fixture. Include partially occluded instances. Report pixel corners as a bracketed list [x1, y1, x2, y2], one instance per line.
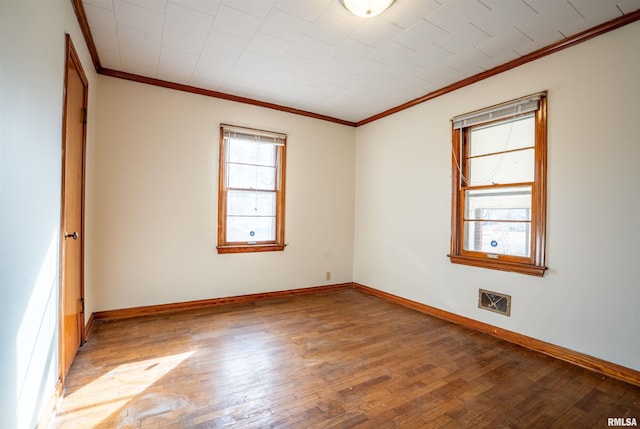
[340, 0, 396, 18]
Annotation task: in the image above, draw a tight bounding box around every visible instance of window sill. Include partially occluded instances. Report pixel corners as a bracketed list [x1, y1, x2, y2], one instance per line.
[217, 244, 286, 254]
[448, 254, 547, 277]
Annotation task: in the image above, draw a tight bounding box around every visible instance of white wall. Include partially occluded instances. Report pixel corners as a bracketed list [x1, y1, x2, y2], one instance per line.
[91, 77, 355, 311]
[354, 21, 640, 372]
[0, 1, 97, 428]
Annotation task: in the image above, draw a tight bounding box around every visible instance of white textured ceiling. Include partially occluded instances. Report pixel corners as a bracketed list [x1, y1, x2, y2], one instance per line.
[82, 0, 640, 123]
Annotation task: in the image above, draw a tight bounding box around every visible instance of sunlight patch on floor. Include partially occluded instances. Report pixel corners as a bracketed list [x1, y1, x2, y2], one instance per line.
[55, 350, 195, 428]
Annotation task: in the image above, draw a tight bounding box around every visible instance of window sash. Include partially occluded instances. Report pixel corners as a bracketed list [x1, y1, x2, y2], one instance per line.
[461, 184, 533, 259]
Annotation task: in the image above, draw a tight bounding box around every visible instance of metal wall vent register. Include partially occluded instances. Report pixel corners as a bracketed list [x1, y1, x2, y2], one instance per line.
[478, 289, 511, 316]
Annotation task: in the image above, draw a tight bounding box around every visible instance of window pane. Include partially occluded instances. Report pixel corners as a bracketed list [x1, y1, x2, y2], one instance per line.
[227, 163, 276, 190]
[226, 216, 275, 242]
[227, 190, 275, 217]
[465, 186, 531, 221]
[464, 221, 531, 257]
[228, 137, 276, 166]
[469, 114, 534, 157]
[468, 148, 534, 186]
[464, 186, 531, 258]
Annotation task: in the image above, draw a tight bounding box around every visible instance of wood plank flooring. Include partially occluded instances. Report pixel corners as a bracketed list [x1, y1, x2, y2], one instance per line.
[51, 288, 639, 428]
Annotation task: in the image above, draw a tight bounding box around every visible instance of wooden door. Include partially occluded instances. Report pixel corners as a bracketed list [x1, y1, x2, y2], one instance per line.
[60, 35, 88, 380]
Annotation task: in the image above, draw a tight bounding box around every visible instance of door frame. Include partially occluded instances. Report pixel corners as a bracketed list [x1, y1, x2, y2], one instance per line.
[59, 34, 88, 383]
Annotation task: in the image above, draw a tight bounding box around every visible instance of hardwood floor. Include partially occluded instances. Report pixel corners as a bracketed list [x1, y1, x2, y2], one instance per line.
[52, 289, 639, 428]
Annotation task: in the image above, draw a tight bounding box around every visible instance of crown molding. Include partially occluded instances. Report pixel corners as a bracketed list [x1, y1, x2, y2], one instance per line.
[99, 68, 356, 126]
[70, 2, 640, 127]
[357, 9, 640, 126]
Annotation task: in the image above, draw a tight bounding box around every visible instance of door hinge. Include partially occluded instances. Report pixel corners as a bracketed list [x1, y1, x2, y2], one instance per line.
[82, 108, 87, 124]
[80, 298, 85, 313]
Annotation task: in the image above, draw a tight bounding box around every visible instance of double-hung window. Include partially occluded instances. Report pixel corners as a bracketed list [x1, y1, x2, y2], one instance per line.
[449, 93, 547, 276]
[217, 124, 286, 254]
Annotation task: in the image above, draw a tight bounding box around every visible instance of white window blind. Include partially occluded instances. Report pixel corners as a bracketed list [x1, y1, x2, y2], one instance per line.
[452, 92, 546, 130]
[222, 124, 286, 146]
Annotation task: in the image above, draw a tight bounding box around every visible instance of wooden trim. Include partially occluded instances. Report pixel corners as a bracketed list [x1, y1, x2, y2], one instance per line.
[216, 244, 286, 254]
[70, 35, 89, 345]
[71, 0, 354, 125]
[87, 282, 640, 386]
[356, 10, 640, 126]
[534, 96, 548, 267]
[450, 127, 462, 257]
[70, 0, 351, 129]
[92, 283, 353, 321]
[69, 0, 101, 71]
[353, 283, 640, 387]
[217, 126, 227, 248]
[448, 254, 547, 277]
[84, 312, 95, 341]
[467, 147, 534, 161]
[277, 139, 287, 247]
[66, 35, 89, 88]
[99, 68, 356, 127]
[35, 378, 63, 429]
[71, 1, 638, 127]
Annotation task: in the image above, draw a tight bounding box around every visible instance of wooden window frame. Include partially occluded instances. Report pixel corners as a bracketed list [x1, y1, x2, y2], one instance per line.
[217, 125, 287, 254]
[448, 94, 547, 276]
